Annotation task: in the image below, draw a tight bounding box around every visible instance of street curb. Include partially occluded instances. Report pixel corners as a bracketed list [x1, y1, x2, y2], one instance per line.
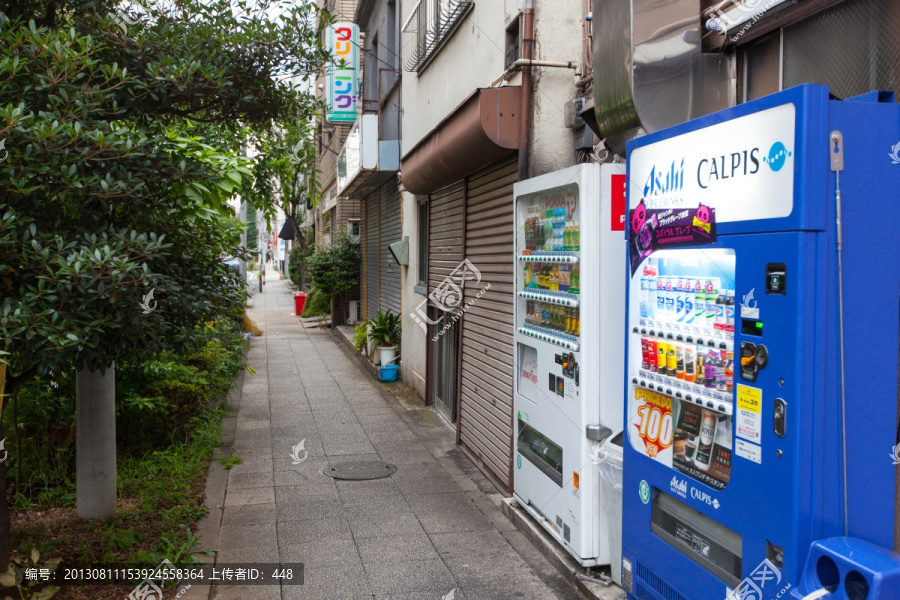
[500, 498, 625, 600]
[180, 346, 248, 600]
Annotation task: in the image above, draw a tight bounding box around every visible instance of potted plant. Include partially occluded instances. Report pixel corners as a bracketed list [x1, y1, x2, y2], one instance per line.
[352, 322, 369, 354]
[365, 320, 378, 363]
[368, 309, 401, 367]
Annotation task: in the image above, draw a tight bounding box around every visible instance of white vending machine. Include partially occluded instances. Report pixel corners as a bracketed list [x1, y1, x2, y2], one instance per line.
[512, 163, 627, 567]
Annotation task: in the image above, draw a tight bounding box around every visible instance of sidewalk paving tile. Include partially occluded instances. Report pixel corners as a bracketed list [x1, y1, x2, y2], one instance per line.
[208, 280, 573, 600]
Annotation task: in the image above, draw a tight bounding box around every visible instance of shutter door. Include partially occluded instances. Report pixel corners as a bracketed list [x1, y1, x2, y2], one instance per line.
[428, 181, 466, 293]
[459, 155, 518, 491]
[365, 190, 380, 321]
[378, 182, 402, 315]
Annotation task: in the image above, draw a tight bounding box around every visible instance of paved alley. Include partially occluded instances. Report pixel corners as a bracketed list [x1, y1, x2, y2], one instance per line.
[201, 278, 583, 600]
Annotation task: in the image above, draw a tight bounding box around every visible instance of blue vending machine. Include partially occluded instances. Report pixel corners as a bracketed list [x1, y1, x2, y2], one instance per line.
[621, 85, 900, 600]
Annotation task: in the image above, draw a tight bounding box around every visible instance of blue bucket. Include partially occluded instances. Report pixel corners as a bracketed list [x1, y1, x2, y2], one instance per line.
[379, 364, 399, 382]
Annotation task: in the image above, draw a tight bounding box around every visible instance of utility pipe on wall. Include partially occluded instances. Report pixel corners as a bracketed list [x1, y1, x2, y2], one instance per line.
[518, 0, 534, 183]
[490, 59, 579, 89]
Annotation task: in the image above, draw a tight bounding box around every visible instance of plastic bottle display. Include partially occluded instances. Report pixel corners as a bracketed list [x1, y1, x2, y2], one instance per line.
[725, 290, 735, 333]
[714, 290, 727, 331]
[523, 205, 580, 254]
[524, 300, 580, 337]
[704, 278, 719, 329]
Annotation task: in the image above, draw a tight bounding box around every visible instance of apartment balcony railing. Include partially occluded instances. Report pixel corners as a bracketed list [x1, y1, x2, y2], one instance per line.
[402, 0, 474, 73]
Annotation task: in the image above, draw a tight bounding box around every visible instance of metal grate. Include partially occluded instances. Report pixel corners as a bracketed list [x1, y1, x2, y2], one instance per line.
[784, 0, 900, 98]
[402, 0, 474, 72]
[634, 561, 690, 600]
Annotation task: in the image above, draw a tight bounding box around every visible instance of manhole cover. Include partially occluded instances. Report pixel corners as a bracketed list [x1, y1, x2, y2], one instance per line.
[324, 461, 397, 480]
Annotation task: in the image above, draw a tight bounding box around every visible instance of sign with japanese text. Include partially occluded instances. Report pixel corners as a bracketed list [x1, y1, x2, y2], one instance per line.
[326, 23, 359, 123]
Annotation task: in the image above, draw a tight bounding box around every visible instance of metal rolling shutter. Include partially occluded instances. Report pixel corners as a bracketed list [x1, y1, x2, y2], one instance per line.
[365, 190, 380, 321]
[428, 181, 466, 294]
[378, 182, 402, 315]
[459, 155, 518, 491]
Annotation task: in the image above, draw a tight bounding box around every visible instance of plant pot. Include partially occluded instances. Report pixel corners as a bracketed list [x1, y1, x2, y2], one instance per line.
[377, 345, 397, 366]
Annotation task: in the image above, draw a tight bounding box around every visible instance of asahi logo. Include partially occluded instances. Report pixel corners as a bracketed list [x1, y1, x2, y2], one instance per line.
[643, 159, 685, 199]
[670, 475, 687, 498]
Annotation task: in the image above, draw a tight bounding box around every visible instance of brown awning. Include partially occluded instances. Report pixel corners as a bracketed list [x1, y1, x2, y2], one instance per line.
[401, 87, 521, 195]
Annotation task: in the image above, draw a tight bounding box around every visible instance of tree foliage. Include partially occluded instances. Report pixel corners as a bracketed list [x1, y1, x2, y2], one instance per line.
[305, 234, 361, 298]
[0, 0, 332, 387]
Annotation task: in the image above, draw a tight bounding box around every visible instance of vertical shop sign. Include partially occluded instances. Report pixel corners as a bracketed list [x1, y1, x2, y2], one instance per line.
[327, 23, 359, 123]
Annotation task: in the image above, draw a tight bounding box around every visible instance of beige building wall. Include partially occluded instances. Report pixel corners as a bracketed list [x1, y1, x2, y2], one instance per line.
[398, 0, 586, 400]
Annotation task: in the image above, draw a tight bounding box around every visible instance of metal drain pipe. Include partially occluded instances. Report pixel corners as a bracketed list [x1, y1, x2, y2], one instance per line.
[518, 0, 534, 182]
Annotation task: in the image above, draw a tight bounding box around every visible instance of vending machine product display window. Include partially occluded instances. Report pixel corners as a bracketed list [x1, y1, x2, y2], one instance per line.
[512, 164, 627, 568]
[628, 249, 736, 491]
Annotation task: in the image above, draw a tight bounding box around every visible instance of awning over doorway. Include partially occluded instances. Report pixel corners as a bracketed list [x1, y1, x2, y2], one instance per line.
[400, 87, 522, 195]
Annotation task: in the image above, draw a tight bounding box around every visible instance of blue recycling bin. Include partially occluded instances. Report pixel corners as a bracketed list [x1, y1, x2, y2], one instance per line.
[791, 537, 900, 600]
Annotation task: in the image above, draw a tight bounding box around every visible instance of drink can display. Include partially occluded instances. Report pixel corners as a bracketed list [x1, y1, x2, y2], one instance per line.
[684, 344, 696, 383]
[675, 342, 685, 380]
[716, 344, 727, 390]
[725, 349, 734, 392]
[694, 409, 718, 471]
[695, 352, 706, 387]
[657, 337, 668, 375]
[648, 337, 659, 373]
[666, 344, 677, 377]
[640, 336, 651, 370]
[704, 356, 717, 389]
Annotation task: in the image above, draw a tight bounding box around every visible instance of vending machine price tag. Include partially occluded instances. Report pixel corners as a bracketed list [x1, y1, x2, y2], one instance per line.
[736, 385, 763, 443]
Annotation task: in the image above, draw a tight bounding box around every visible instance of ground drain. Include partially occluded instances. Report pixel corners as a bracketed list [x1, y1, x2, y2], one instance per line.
[324, 461, 397, 480]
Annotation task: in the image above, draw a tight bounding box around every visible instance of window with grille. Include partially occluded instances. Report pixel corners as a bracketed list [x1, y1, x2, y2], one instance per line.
[401, 0, 474, 73]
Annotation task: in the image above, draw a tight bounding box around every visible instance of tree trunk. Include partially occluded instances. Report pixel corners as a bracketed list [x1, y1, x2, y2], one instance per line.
[75, 363, 117, 518]
[0, 360, 12, 572]
[0, 401, 9, 572]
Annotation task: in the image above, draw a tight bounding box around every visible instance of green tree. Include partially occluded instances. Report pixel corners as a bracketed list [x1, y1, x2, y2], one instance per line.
[0, 0, 332, 569]
[305, 233, 362, 298]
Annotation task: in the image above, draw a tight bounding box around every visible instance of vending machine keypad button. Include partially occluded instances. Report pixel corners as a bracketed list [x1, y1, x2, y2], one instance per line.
[766, 263, 787, 294]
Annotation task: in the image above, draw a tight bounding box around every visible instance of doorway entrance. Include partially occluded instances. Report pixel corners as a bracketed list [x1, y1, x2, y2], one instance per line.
[432, 313, 458, 424]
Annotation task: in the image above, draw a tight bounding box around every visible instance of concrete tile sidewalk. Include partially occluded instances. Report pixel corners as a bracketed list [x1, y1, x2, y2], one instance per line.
[199, 278, 584, 600]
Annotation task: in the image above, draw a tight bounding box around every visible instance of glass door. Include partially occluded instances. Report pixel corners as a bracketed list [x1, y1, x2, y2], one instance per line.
[432, 312, 458, 424]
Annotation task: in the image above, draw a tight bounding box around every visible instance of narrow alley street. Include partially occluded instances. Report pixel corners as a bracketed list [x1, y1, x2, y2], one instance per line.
[201, 277, 585, 600]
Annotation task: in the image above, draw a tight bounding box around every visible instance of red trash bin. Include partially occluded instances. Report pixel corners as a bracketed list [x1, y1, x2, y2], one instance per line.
[294, 292, 307, 316]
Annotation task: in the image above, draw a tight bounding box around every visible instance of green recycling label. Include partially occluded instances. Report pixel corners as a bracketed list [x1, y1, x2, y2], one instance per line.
[639, 480, 650, 504]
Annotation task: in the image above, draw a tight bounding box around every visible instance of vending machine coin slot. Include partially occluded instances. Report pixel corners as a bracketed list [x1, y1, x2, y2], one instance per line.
[755, 344, 769, 368]
[774, 398, 787, 437]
